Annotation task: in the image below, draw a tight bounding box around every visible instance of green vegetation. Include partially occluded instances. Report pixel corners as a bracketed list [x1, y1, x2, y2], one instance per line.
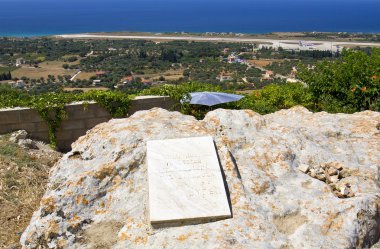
[141, 82, 225, 118]
[237, 83, 313, 114]
[0, 48, 378, 144]
[143, 48, 379, 116]
[142, 81, 312, 118]
[0, 71, 12, 81]
[0, 38, 339, 91]
[298, 48, 380, 112]
[302, 32, 380, 42]
[0, 66, 16, 74]
[0, 85, 131, 147]
[257, 47, 334, 60]
[0, 38, 378, 146]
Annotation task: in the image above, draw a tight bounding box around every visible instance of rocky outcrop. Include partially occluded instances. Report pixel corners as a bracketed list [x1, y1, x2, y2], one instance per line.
[21, 107, 380, 248]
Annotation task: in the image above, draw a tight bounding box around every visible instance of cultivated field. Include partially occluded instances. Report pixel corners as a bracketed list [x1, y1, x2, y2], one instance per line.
[63, 87, 109, 92]
[75, 71, 97, 80]
[133, 69, 184, 81]
[0, 66, 16, 74]
[247, 59, 285, 67]
[12, 61, 77, 79]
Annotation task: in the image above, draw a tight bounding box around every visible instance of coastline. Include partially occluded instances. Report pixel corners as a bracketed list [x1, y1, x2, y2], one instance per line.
[54, 32, 380, 52]
[1, 30, 380, 40]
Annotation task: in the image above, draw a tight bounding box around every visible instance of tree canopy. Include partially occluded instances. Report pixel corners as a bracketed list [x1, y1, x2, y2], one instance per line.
[298, 48, 380, 113]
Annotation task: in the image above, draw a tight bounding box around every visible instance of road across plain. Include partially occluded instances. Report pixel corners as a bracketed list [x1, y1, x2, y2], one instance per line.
[57, 34, 380, 51]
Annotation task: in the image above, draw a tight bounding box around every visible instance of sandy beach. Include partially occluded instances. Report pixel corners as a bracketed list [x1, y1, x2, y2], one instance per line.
[57, 34, 380, 52]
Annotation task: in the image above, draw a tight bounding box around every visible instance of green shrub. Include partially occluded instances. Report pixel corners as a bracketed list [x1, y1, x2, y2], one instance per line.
[237, 83, 313, 114]
[0, 86, 131, 148]
[298, 48, 380, 112]
[142, 81, 313, 117]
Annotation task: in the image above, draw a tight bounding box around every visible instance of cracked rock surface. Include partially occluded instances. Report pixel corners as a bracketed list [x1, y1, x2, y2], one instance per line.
[21, 107, 380, 248]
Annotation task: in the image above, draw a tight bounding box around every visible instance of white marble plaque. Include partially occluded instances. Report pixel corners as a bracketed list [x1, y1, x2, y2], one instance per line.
[147, 136, 231, 224]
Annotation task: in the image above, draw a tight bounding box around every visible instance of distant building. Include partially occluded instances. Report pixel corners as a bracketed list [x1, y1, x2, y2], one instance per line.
[306, 65, 315, 70]
[299, 41, 315, 48]
[9, 80, 25, 89]
[290, 67, 298, 78]
[261, 71, 274, 81]
[227, 55, 236, 63]
[86, 51, 94, 57]
[217, 72, 233, 82]
[15, 58, 24, 67]
[141, 78, 152, 85]
[96, 71, 106, 77]
[114, 83, 124, 89]
[92, 79, 101, 86]
[150, 81, 166, 86]
[150, 81, 160, 86]
[286, 78, 301, 83]
[264, 70, 274, 77]
[122, 76, 134, 84]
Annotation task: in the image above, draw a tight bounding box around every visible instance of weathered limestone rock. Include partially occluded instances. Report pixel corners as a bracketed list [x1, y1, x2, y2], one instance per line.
[9, 130, 28, 143]
[298, 163, 309, 173]
[18, 138, 38, 150]
[21, 107, 380, 249]
[326, 167, 339, 176]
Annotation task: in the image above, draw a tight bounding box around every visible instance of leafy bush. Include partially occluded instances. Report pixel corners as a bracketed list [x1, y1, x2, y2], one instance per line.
[0, 84, 31, 108]
[2, 46, 378, 147]
[298, 48, 380, 113]
[141, 82, 226, 118]
[141, 81, 313, 118]
[0, 85, 131, 147]
[237, 83, 313, 114]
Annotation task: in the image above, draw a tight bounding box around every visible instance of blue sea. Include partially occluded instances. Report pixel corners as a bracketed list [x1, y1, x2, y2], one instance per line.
[0, 0, 379, 37]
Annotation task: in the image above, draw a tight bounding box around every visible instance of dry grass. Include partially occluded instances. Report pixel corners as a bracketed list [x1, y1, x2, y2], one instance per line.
[0, 135, 61, 248]
[75, 71, 97, 80]
[12, 61, 78, 80]
[236, 89, 257, 94]
[133, 69, 184, 81]
[247, 59, 285, 68]
[64, 87, 109, 92]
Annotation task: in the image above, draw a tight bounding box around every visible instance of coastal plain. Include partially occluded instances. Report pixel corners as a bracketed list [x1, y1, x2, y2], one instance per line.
[57, 33, 380, 52]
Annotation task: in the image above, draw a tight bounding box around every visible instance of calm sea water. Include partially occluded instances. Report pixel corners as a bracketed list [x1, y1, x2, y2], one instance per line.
[0, 0, 379, 37]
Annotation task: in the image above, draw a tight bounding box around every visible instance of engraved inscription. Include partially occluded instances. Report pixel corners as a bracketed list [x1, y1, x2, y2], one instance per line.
[157, 156, 224, 201]
[147, 136, 231, 224]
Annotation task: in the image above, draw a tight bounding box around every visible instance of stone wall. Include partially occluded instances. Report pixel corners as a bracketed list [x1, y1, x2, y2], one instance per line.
[0, 96, 177, 151]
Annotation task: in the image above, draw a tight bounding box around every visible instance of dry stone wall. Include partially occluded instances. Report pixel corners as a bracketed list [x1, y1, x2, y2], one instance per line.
[0, 96, 176, 151]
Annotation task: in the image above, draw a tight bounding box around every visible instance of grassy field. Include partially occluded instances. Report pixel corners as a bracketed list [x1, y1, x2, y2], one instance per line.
[133, 69, 184, 81]
[75, 71, 97, 80]
[0, 135, 61, 247]
[64, 87, 109, 92]
[12, 61, 78, 79]
[247, 59, 285, 68]
[12, 60, 97, 81]
[0, 66, 17, 74]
